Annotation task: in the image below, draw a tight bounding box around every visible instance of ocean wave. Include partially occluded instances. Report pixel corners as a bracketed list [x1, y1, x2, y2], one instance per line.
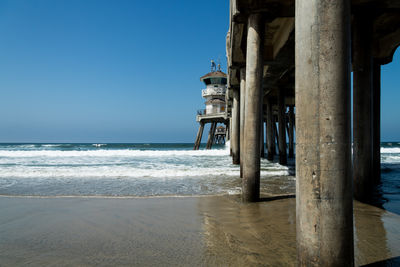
[0, 144, 36, 149]
[0, 165, 288, 179]
[382, 155, 400, 164]
[381, 147, 400, 154]
[92, 144, 106, 147]
[0, 149, 230, 158]
[41, 144, 62, 147]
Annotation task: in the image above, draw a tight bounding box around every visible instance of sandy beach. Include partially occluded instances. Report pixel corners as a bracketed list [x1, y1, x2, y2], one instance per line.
[0, 195, 399, 266]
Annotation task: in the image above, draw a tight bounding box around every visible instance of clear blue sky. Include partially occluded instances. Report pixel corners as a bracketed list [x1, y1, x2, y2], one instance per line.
[0, 0, 399, 143]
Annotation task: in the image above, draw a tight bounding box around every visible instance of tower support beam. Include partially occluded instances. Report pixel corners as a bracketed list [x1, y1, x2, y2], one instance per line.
[206, 122, 217, 150]
[193, 121, 205, 150]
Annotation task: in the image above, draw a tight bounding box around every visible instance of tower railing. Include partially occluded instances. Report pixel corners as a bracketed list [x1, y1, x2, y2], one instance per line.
[197, 109, 227, 117]
[201, 88, 226, 97]
[197, 109, 207, 115]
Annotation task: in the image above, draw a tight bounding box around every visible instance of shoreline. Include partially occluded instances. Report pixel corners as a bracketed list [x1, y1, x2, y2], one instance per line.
[0, 192, 295, 199]
[1, 195, 399, 266]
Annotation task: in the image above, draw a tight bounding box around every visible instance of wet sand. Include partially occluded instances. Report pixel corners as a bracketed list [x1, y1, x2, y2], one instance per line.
[0, 195, 399, 266]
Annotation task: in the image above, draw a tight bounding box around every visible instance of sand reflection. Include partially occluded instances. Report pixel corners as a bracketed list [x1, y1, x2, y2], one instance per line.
[1, 196, 400, 266]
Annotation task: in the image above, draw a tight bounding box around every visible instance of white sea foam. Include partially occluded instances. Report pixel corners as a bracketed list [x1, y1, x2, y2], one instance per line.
[227, 189, 241, 195]
[0, 149, 230, 158]
[225, 140, 231, 150]
[0, 163, 288, 179]
[382, 155, 400, 164]
[0, 166, 239, 179]
[381, 147, 400, 154]
[0, 144, 294, 196]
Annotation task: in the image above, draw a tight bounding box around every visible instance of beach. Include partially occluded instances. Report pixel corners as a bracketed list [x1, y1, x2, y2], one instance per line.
[1, 195, 400, 266]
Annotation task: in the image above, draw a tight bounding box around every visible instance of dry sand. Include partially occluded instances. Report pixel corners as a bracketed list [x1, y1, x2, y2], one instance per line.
[0, 195, 399, 266]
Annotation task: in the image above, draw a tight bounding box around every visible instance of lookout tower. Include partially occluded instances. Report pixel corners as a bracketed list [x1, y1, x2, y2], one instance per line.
[193, 61, 229, 150]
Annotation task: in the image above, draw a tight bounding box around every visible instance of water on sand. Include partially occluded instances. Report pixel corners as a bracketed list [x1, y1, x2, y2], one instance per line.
[0, 196, 399, 266]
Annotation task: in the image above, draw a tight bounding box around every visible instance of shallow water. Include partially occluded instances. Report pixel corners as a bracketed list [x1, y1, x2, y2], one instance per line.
[0, 143, 294, 197]
[0, 142, 399, 215]
[376, 142, 400, 214]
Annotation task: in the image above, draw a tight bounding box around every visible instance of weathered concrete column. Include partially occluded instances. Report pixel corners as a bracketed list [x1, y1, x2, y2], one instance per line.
[373, 61, 381, 184]
[229, 119, 232, 155]
[266, 97, 274, 161]
[273, 117, 278, 154]
[232, 88, 240, 164]
[226, 120, 230, 141]
[296, 0, 353, 266]
[278, 88, 287, 165]
[264, 120, 268, 158]
[242, 13, 263, 202]
[240, 68, 246, 178]
[260, 105, 265, 158]
[353, 14, 373, 201]
[288, 106, 294, 158]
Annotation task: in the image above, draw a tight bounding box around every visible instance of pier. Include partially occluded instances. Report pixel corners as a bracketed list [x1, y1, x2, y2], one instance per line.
[226, 0, 400, 266]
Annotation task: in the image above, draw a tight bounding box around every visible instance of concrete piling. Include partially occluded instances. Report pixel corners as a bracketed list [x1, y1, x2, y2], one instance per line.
[278, 88, 287, 165]
[260, 106, 265, 158]
[288, 106, 294, 158]
[240, 68, 246, 177]
[373, 61, 381, 184]
[353, 13, 374, 201]
[227, 120, 231, 142]
[266, 97, 274, 161]
[242, 13, 263, 202]
[295, 0, 354, 265]
[226, 0, 400, 265]
[274, 121, 279, 154]
[232, 88, 240, 164]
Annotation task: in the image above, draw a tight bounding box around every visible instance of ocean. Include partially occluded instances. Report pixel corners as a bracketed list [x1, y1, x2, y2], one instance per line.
[0, 142, 399, 214]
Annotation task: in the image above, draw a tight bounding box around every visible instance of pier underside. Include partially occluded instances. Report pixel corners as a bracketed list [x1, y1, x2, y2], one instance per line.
[227, 0, 400, 265]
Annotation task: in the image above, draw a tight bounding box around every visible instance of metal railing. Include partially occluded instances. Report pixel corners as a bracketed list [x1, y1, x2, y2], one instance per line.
[201, 88, 226, 97]
[216, 128, 226, 134]
[197, 109, 228, 117]
[197, 109, 207, 115]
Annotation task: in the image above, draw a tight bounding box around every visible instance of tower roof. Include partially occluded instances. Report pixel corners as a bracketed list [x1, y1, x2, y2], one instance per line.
[200, 71, 227, 82]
